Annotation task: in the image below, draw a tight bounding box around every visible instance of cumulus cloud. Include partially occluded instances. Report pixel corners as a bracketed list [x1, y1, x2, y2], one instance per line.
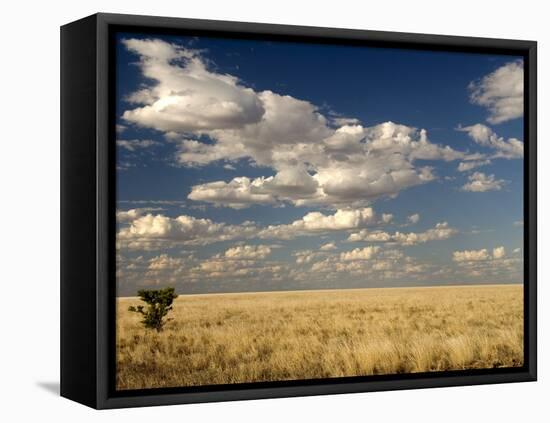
[120, 39, 472, 209]
[348, 230, 392, 243]
[461, 172, 506, 192]
[288, 208, 375, 231]
[224, 244, 272, 260]
[148, 254, 187, 270]
[305, 248, 429, 281]
[126, 250, 288, 287]
[184, 121, 460, 208]
[288, 243, 520, 286]
[189, 247, 287, 282]
[451, 246, 517, 281]
[453, 248, 490, 262]
[365, 123, 465, 162]
[122, 38, 265, 132]
[347, 222, 457, 245]
[117, 207, 380, 250]
[187, 177, 277, 209]
[457, 160, 491, 172]
[196, 261, 286, 282]
[340, 246, 380, 261]
[117, 209, 143, 223]
[258, 208, 376, 239]
[469, 60, 523, 124]
[453, 246, 506, 262]
[116, 39, 525, 290]
[458, 124, 523, 159]
[177, 90, 332, 168]
[408, 213, 420, 224]
[320, 242, 337, 251]
[381, 213, 393, 224]
[188, 167, 320, 209]
[294, 249, 328, 265]
[116, 208, 164, 223]
[492, 246, 506, 259]
[393, 223, 457, 246]
[117, 213, 259, 249]
[138, 245, 283, 285]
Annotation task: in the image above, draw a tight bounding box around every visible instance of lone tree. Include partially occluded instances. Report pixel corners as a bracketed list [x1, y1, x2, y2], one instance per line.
[128, 287, 178, 332]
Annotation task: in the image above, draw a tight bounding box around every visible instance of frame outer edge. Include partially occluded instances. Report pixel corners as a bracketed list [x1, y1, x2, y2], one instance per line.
[528, 42, 537, 380]
[84, 13, 537, 409]
[96, 12, 111, 409]
[61, 14, 99, 409]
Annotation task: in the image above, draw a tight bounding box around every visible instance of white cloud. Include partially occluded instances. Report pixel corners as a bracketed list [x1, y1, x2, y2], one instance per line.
[116, 139, 160, 151]
[120, 39, 472, 209]
[453, 246, 506, 262]
[392, 222, 457, 246]
[323, 124, 365, 151]
[117, 209, 143, 223]
[514, 220, 524, 227]
[320, 242, 337, 251]
[469, 60, 524, 124]
[348, 222, 457, 246]
[183, 121, 455, 208]
[136, 243, 286, 285]
[188, 167, 321, 209]
[492, 246, 506, 259]
[148, 254, 187, 270]
[381, 213, 393, 224]
[224, 244, 272, 260]
[294, 249, 327, 265]
[453, 248, 490, 262]
[348, 230, 392, 242]
[408, 213, 420, 224]
[449, 245, 519, 281]
[340, 246, 380, 261]
[117, 207, 379, 250]
[117, 213, 259, 248]
[457, 160, 491, 172]
[189, 252, 287, 282]
[258, 207, 376, 239]
[187, 177, 277, 209]
[458, 124, 523, 159]
[461, 172, 505, 192]
[122, 38, 265, 132]
[364, 123, 469, 162]
[116, 208, 164, 223]
[305, 248, 429, 281]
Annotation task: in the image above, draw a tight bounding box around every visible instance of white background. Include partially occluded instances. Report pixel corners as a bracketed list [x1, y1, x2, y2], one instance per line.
[1, 0, 546, 421]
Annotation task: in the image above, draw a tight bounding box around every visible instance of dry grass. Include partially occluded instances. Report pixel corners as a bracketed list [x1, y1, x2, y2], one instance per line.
[116, 284, 523, 390]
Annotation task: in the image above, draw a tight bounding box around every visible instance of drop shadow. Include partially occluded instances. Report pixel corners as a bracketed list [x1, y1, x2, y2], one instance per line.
[36, 381, 60, 396]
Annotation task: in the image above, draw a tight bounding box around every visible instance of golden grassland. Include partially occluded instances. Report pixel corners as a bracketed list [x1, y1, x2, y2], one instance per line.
[116, 284, 523, 390]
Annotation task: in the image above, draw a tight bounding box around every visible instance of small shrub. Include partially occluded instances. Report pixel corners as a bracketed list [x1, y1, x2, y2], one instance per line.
[129, 287, 178, 332]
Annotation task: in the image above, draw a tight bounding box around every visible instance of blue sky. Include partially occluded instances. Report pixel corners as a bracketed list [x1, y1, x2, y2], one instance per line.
[114, 32, 524, 296]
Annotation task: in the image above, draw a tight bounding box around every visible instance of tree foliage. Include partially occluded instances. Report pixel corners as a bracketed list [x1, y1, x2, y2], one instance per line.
[128, 287, 178, 332]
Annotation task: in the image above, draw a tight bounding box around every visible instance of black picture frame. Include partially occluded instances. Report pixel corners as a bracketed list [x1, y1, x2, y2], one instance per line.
[61, 12, 537, 409]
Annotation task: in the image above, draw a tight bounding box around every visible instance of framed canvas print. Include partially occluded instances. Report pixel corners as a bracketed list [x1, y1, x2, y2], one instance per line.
[60, 13, 537, 409]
